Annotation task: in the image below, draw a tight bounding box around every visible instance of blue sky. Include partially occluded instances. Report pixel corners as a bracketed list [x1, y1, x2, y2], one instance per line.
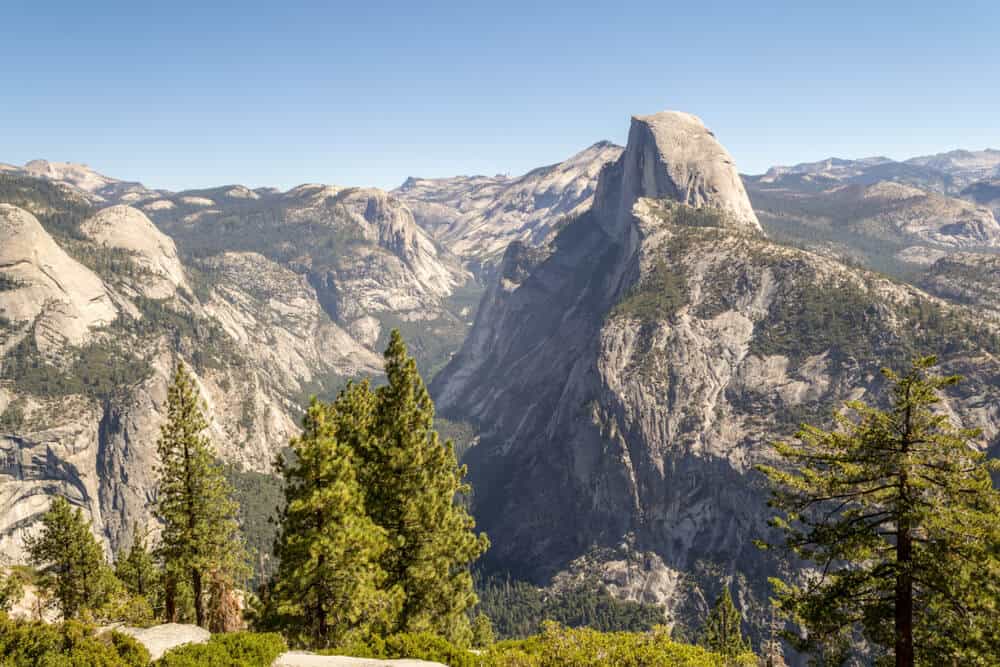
[2, 1, 998, 191]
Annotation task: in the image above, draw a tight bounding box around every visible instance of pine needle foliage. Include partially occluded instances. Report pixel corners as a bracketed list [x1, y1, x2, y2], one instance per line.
[25, 497, 114, 620]
[154, 362, 247, 628]
[269, 329, 488, 647]
[758, 356, 1000, 665]
[270, 396, 400, 648]
[701, 586, 750, 659]
[365, 330, 490, 639]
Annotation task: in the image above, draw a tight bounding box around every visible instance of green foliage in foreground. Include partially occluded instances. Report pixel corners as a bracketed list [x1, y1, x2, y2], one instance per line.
[476, 575, 665, 639]
[0, 613, 150, 667]
[25, 497, 116, 620]
[156, 363, 248, 629]
[329, 624, 756, 667]
[154, 631, 286, 667]
[759, 357, 1000, 664]
[266, 330, 488, 647]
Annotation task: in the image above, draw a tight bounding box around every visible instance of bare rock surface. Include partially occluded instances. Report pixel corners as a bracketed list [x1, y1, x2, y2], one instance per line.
[396, 142, 623, 268]
[0, 203, 117, 353]
[80, 205, 189, 298]
[119, 623, 211, 660]
[595, 111, 761, 237]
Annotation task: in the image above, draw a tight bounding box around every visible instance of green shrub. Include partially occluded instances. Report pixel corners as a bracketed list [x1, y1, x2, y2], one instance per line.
[327, 631, 475, 667]
[480, 622, 757, 667]
[155, 631, 287, 667]
[0, 613, 149, 666]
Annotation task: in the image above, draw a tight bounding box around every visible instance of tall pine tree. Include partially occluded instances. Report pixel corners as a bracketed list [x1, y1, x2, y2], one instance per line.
[759, 356, 1000, 665]
[701, 586, 750, 660]
[270, 395, 400, 647]
[25, 497, 114, 620]
[155, 362, 247, 627]
[364, 330, 489, 638]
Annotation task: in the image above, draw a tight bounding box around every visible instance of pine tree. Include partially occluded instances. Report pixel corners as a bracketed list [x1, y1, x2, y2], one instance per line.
[270, 395, 400, 648]
[360, 330, 490, 639]
[25, 497, 113, 619]
[700, 586, 750, 660]
[154, 362, 247, 627]
[471, 612, 496, 648]
[115, 523, 159, 604]
[759, 356, 1000, 665]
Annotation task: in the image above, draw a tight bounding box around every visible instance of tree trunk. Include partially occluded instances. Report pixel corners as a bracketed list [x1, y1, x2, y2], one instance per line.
[164, 576, 177, 623]
[193, 568, 204, 628]
[895, 515, 914, 667]
[896, 396, 915, 667]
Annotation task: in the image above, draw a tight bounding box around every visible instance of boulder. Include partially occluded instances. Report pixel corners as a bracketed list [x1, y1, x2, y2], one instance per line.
[118, 623, 210, 660]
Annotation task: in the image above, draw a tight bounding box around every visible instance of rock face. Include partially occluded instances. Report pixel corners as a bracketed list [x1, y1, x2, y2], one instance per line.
[432, 111, 1000, 631]
[396, 142, 623, 271]
[854, 182, 1000, 247]
[0, 172, 469, 562]
[905, 148, 1000, 186]
[594, 112, 761, 237]
[80, 205, 189, 298]
[0, 204, 117, 353]
[963, 178, 1000, 218]
[201, 250, 382, 393]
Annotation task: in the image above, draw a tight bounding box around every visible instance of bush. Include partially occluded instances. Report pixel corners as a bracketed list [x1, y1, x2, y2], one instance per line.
[155, 631, 287, 667]
[480, 622, 757, 667]
[0, 613, 150, 666]
[327, 631, 475, 667]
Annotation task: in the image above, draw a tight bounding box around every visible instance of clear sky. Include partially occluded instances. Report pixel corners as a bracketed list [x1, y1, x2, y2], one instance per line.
[2, 0, 998, 191]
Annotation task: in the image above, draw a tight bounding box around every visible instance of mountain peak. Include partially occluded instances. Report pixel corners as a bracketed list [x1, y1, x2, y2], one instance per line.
[22, 159, 120, 193]
[594, 110, 762, 236]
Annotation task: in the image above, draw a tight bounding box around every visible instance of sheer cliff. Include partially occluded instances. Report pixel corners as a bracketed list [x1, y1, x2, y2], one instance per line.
[431, 112, 1000, 630]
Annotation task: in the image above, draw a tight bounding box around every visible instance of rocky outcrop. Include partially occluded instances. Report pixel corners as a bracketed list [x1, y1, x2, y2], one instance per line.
[963, 178, 1000, 218]
[119, 623, 210, 660]
[855, 182, 1000, 247]
[0, 204, 117, 354]
[80, 205, 189, 298]
[201, 251, 382, 392]
[432, 111, 1000, 632]
[594, 112, 761, 237]
[396, 142, 623, 269]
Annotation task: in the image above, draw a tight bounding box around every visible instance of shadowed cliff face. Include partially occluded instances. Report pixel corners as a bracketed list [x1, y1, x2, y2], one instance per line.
[432, 111, 1000, 629]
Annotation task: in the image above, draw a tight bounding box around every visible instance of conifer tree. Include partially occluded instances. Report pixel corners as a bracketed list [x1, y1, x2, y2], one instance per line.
[759, 356, 1000, 665]
[270, 396, 400, 648]
[700, 586, 750, 660]
[25, 497, 113, 619]
[360, 330, 489, 639]
[155, 362, 247, 627]
[115, 523, 159, 604]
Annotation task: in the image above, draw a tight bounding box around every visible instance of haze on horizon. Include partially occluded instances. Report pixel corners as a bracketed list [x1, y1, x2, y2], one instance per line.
[2, 0, 998, 192]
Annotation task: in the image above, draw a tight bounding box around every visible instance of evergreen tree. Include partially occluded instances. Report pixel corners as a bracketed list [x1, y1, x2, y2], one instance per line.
[270, 396, 399, 648]
[0, 570, 23, 613]
[25, 497, 113, 619]
[360, 330, 489, 639]
[700, 586, 750, 661]
[115, 523, 159, 605]
[154, 362, 247, 627]
[759, 356, 1000, 665]
[471, 612, 496, 648]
